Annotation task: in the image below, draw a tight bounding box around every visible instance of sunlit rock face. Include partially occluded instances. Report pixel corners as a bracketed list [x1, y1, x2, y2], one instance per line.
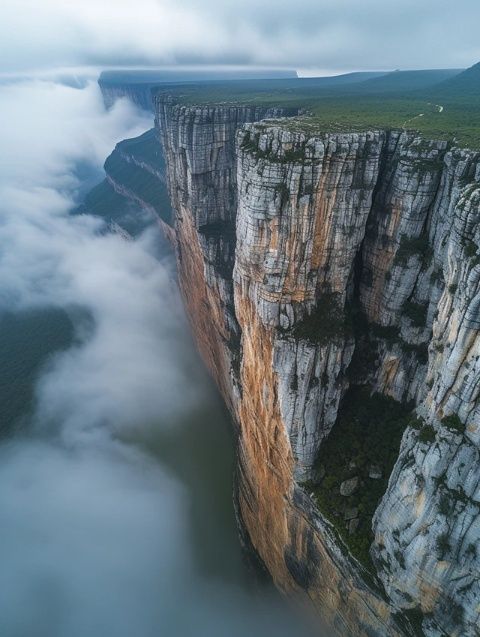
[154, 94, 480, 637]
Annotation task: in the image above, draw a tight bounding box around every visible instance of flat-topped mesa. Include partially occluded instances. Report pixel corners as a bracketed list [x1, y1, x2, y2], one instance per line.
[155, 95, 480, 637]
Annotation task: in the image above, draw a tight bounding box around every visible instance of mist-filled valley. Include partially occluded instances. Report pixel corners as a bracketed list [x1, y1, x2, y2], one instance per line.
[0, 77, 318, 637]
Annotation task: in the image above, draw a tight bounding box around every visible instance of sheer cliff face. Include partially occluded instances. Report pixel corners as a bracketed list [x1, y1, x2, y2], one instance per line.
[155, 96, 480, 637]
[370, 153, 480, 637]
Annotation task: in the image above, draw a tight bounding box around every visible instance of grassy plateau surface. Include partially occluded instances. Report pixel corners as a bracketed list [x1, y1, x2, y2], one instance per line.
[155, 64, 480, 149]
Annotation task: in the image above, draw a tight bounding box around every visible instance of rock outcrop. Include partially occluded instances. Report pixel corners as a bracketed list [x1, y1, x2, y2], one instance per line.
[152, 94, 480, 637]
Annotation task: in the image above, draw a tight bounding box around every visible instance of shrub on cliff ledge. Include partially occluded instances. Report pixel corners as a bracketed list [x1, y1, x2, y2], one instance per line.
[441, 413, 465, 434]
[290, 294, 351, 345]
[394, 234, 432, 267]
[402, 300, 428, 328]
[418, 424, 436, 444]
[436, 533, 451, 559]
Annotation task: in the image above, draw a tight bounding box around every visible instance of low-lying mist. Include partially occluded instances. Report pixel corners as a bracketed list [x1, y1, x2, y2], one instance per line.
[0, 78, 320, 636]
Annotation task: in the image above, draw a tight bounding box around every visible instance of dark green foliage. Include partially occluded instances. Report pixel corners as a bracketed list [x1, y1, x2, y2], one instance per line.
[240, 131, 263, 157]
[402, 607, 430, 637]
[290, 294, 351, 345]
[448, 284, 458, 294]
[394, 549, 406, 569]
[394, 234, 432, 267]
[241, 130, 309, 164]
[349, 312, 429, 382]
[274, 182, 291, 207]
[464, 239, 478, 258]
[402, 301, 428, 328]
[79, 128, 173, 234]
[439, 492, 451, 515]
[370, 323, 400, 342]
[399, 341, 429, 364]
[430, 269, 443, 284]
[305, 387, 413, 571]
[400, 340, 428, 362]
[343, 306, 372, 374]
[116, 128, 164, 169]
[198, 220, 235, 240]
[441, 414, 465, 434]
[466, 543, 477, 559]
[409, 416, 424, 430]
[283, 146, 308, 162]
[450, 601, 464, 626]
[418, 424, 436, 444]
[104, 148, 173, 225]
[436, 533, 450, 559]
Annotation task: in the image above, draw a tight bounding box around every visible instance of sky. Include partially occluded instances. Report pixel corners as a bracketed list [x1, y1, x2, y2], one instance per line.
[1, 0, 480, 75]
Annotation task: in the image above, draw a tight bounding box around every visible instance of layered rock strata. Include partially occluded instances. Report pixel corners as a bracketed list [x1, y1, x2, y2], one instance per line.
[154, 96, 480, 637]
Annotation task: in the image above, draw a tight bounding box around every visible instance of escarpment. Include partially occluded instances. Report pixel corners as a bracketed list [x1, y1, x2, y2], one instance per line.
[80, 128, 174, 240]
[154, 95, 480, 637]
[99, 79, 155, 111]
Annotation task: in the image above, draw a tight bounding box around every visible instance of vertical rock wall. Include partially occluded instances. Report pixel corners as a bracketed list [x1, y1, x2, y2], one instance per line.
[155, 95, 480, 637]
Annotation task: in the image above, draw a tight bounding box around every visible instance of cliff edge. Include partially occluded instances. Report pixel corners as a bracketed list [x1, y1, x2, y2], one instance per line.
[153, 95, 480, 637]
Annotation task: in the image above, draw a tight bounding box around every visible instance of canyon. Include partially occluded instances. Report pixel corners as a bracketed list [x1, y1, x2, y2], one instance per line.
[94, 90, 480, 637]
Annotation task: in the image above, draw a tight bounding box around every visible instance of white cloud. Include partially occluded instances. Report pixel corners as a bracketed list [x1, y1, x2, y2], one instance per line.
[0, 78, 209, 432]
[0, 77, 319, 637]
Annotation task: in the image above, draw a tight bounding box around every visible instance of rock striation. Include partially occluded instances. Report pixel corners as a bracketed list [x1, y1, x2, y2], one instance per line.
[152, 94, 480, 637]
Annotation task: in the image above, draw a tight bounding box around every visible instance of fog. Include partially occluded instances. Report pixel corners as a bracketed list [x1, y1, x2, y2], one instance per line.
[0, 79, 319, 636]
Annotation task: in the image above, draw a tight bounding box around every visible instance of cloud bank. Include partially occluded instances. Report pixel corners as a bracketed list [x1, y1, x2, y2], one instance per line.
[0, 78, 319, 636]
[1, 0, 479, 74]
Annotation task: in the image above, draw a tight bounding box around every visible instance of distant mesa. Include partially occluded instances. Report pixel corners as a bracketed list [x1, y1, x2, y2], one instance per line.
[98, 67, 298, 110]
[354, 68, 463, 93]
[98, 68, 298, 84]
[431, 60, 480, 97]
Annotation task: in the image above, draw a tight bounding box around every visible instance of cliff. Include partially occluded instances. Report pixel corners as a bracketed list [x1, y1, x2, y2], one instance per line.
[143, 96, 478, 636]
[80, 128, 174, 239]
[98, 77, 156, 111]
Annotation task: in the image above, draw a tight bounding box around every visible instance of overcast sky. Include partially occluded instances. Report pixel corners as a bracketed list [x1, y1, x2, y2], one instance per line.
[1, 0, 479, 74]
